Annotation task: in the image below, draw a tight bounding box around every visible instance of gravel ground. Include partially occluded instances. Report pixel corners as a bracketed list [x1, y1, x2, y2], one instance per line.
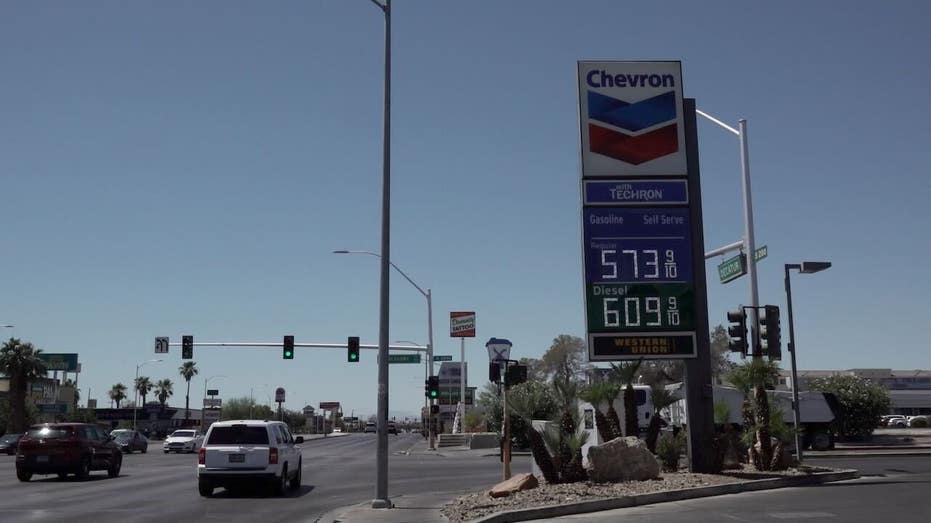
[441, 465, 833, 523]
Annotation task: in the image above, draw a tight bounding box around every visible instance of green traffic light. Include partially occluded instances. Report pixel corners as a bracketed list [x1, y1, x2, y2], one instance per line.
[285, 351, 292, 357]
[430, 390, 437, 398]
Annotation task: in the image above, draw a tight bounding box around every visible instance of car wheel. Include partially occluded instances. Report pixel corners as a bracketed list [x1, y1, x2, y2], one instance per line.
[198, 478, 214, 497]
[164, 450, 169, 454]
[108, 454, 122, 478]
[16, 469, 32, 482]
[289, 460, 301, 490]
[273, 465, 287, 496]
[142, 446, 147, 454]
[57, 472, 69, 480]
[76, 456, 91, 480]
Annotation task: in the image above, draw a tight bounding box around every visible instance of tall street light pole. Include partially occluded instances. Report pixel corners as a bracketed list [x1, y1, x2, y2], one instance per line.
[695, 111, 761, 351]
[334, 249, 436, 451]
[133, 359, 162, 432]
[367, 0, 391, 508]
[784, 261, 831, 463]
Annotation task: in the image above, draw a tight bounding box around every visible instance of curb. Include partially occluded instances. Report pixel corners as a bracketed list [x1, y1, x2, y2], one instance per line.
[466, 469, 859, 523]
[809, 449, 931, 458]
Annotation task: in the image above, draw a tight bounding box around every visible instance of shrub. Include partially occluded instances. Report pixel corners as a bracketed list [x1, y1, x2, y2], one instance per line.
[910, 416, 929, 428]
[809, 375, 890, 440]
[656, 431, 686, 472]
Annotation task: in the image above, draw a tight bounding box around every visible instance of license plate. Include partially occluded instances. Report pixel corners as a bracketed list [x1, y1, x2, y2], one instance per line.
[36, 455, 49, 463]
[228, 454, 244, 463]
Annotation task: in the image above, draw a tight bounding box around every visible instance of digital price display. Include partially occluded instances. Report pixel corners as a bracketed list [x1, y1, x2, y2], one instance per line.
[582, 207, 697, 359]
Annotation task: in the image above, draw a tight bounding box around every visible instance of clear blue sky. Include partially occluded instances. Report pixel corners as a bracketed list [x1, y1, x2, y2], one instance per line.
[3, 1, 929, 419]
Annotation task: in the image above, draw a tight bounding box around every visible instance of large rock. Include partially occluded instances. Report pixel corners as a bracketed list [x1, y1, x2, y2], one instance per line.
[585, 437, 660, 483]
[488, 473, 539, 498]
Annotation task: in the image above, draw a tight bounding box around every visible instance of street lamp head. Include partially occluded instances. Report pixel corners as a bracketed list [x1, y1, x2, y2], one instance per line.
[800, 261, 832, 274]
[332, 250, 349, 254]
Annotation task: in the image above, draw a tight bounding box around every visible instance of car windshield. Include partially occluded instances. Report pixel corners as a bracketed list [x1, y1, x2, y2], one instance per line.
[26, 426, 73, 439]
[171, 431, 196, 438]
[1, 434, 21, 443]
[112, 433, 131, 441]
[207, 426, 269, 445]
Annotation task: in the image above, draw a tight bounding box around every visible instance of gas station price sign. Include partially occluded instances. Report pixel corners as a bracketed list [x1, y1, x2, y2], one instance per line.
[580, 180, 699, 360]
[583, 207, 695, 333]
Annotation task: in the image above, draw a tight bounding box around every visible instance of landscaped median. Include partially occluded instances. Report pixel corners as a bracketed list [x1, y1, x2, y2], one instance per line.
[442, 467, 859, 523]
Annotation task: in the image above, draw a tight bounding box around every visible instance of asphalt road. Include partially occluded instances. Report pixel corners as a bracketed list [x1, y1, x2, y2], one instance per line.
[539, 455, 931, 522]
[0, 433, 526, 523]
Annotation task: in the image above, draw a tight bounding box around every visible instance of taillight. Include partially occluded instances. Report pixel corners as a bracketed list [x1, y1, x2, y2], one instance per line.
[268, 447, 278, 464]
[198, 447, 206, 465]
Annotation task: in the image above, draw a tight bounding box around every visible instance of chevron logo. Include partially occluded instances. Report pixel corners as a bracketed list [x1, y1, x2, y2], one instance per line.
[587, 90, 679, 165]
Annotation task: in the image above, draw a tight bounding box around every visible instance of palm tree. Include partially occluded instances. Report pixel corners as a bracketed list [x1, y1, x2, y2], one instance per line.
[728, 359, 781, 470]
[109, 383, 128, 408]
[645, 384, 677, 453]
[579, 382, 615, 443]
[610, 358, 643, 437]
[155, 379, 174, 408]
[0, 338, 48, 433]
[135, 376, 153, 406]
[178, 361, 198, 421]
[61, 378, 80, 408]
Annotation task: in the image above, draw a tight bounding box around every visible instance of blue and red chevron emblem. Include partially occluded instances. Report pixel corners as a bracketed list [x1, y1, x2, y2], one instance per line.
[587, 90, 679, 165]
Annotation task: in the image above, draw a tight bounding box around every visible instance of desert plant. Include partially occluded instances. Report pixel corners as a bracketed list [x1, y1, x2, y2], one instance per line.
[809, 374, 890, 440]
[579, 382, 615, 442]
[611, 359, 644, 437]
[729, 359, 781, 470]
[508, 382, 560, 484]
[542, 419, 589, 483]
[645, 385, 677, 453]
[656, 431, 686, 472]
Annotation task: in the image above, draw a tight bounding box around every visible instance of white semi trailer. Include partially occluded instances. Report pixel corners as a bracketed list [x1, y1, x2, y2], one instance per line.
[666, 383, 840, 451]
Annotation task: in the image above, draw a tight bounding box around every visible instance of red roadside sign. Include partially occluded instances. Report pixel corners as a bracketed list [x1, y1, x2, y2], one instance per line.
[450, 311, 476, 338]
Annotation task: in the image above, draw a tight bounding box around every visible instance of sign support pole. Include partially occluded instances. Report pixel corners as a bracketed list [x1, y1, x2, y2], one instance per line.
[502, 371, 511, 480]
[682, 98, 715, 472]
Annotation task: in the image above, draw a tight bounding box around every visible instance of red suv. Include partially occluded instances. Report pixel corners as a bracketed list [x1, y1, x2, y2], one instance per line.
[15, 423, 123, 482]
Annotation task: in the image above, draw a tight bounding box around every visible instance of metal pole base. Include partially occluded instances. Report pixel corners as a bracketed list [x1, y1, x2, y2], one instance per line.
[371, 499, 393, 509]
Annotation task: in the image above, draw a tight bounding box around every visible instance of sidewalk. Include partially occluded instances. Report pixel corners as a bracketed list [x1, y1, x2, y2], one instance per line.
[316, 431, 930, 523]
[317, 490, 460, 523]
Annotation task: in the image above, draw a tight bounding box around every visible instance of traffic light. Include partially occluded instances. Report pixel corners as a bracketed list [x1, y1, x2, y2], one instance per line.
[424, 376, 439, 399]
[760, 305, 782, 360]
[726, 309, 747, 353]
[283, 335, 294, 359]
[505, 364, 528, 388]
[489, 361, 501, 383]
[347, 336, 360, 362]
[182, 335, 193, 359]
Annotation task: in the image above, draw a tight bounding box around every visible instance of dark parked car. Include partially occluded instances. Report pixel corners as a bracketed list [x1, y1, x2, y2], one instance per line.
[110, 429, 149, 454]
[15, 423, 122, 482]
[0, 433, 23, 455]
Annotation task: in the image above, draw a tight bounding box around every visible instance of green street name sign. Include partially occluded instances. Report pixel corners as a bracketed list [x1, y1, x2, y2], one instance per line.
[387, 354, 421, 364]
[718, 246, 768, 284]
[433, 355, 453, 362]
[754, 245, 768, 262]
[718, 254, 746, 284]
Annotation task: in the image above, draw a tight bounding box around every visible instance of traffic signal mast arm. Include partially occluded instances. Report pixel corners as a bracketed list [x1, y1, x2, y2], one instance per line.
[163, 340, 428, 351]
